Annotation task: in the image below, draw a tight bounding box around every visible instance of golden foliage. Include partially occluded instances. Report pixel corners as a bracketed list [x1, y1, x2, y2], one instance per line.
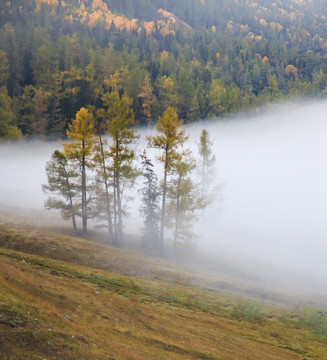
[113, 16, 125, 31]
[161, 50, 169, 60]
[80, 10, 88, 24]
[105, 13, 113, 30]
[160, 27, 170, 37]
[65, 14, 74, 22]
[88, 10, 103, 28]
[158, 8, 174, 18]
[255, 53, 262, 61]
[259, 18, 268, 26]
[240, 24, 249, 32]
[262, 56, 269, 64]
[92, 0, 108, 12]
[285, 64, 298, 76]
[144, 21, 155, 36]
[125, 18, 138, 32]
[270, 22, 283, 32]
[167, 17, 176, 25]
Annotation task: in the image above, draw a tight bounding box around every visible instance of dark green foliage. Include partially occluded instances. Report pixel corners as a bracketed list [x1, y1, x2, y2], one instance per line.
[42, 150, 79, 231]
[0, 86, 21, 139]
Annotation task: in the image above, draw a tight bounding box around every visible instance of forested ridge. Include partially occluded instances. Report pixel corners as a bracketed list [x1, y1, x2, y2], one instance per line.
[1, 0, 327, 138]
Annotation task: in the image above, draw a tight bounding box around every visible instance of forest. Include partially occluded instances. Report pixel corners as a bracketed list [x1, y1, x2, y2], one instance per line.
[1, 0, 327, 139]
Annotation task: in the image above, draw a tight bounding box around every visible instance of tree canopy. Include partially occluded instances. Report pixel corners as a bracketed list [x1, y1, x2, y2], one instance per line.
[1, 0, 327, 139]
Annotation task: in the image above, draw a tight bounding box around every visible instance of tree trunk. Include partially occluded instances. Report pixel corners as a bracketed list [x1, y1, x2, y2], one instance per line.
[81, 140, 87, 235]
[115, 140, 124, 247]
[112, 171, 118, 246]
[99, 134, 114, 243]
[174, 180, 181, 251]
[159, 147, 169, 256]
[116, 170, 124, 247]
[63, 165, 77, 233]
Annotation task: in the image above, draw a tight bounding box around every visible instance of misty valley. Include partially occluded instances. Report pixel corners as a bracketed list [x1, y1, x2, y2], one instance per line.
[1, 101, 327, 358]
[1, 0, 327, 358]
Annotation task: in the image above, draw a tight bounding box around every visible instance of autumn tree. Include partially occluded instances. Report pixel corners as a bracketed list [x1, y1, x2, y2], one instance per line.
[147, 107, 187, 255]
[64, 107, 97, 235]
[137, 74, 155, 126]
[42, 150, 79, 232]
[103, 91, 138, 247]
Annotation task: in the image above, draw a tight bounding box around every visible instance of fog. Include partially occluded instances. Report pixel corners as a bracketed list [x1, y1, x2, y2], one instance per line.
[1, 99, 327, 296]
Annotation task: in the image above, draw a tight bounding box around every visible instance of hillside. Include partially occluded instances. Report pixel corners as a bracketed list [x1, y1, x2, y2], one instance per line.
[1, 0, 327, 138]
[1, 216, 327, 359]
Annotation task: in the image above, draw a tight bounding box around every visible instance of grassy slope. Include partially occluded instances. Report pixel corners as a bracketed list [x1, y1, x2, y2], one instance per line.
[0, 225, 327, 359]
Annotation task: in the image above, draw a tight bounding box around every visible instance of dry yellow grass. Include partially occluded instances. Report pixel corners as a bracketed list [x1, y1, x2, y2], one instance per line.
[0, 225, 327, 359]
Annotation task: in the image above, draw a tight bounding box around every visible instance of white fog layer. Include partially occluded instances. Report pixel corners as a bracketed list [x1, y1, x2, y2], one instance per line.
[1, 100, 327, 294]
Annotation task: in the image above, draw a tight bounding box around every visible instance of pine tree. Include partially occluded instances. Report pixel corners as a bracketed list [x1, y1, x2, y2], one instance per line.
[64, 107, 97, 235]
[139, 150, 160, 253]
[147, 107, 187, 255]
[42, 150, 79, 232]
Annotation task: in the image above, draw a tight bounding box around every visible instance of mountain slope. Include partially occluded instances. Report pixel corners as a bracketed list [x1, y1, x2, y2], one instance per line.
[1, 224, 327, 359]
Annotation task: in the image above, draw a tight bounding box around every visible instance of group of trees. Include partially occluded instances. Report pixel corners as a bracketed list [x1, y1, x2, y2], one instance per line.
[43, 100, 216, 255]
[1, 0, 327, 140]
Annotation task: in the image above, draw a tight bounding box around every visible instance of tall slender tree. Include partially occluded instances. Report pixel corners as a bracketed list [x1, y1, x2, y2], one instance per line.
[103, 92, 138, 247]
[147, 107, 187, 255]
[92, 113, 115, 243]
[139, 150, 160, 253]
[64, 107, 97, 235]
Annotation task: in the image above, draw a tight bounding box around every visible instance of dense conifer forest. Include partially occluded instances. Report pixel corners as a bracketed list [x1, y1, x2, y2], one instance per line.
[1, 0, 327, 138]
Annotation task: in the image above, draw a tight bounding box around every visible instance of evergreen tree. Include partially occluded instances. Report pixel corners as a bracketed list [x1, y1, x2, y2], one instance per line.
[42, 150, 79, 232]
[139, 150, 160, 253]
[0, 86, 21, 139]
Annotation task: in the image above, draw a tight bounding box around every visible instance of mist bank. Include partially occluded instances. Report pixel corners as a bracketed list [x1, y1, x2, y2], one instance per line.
[1, 99, 327, 295]
[190, 100, 327, 293]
